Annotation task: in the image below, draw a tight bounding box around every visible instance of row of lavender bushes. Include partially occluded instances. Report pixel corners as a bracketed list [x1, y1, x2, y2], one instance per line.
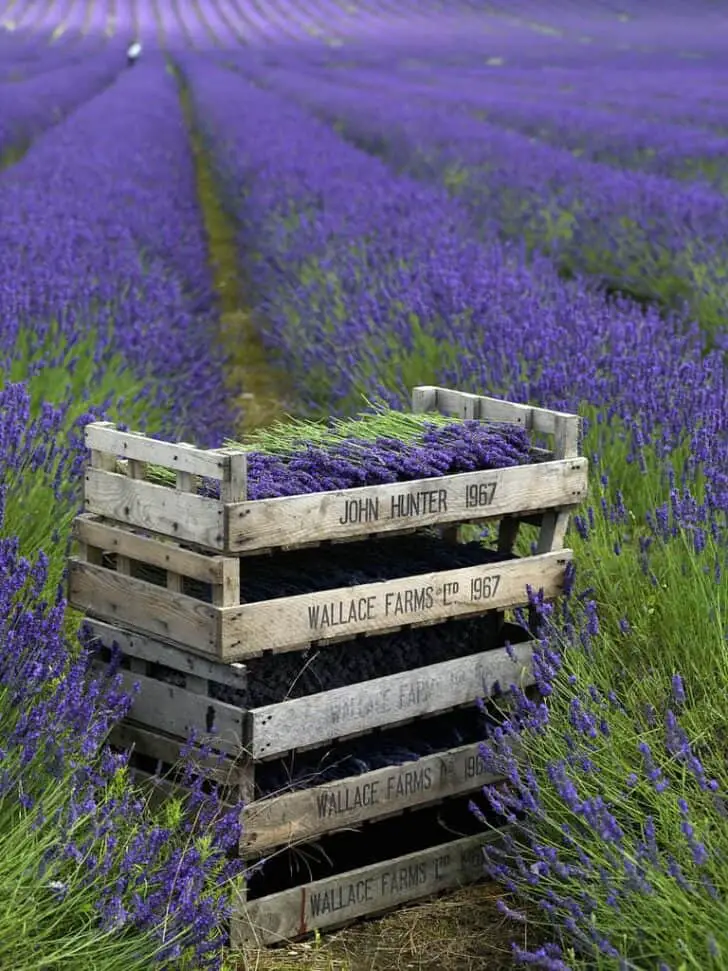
[0, 53, 244, 969]
[180, 49, 728, 968]
[254, 61, 728, 343]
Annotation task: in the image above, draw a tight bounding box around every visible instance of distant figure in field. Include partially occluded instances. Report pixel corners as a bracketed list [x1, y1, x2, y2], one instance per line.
[127, 41, 142, 67]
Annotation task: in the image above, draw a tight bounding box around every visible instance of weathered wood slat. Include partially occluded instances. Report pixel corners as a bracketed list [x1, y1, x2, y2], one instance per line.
[129, 766, 183, 811]
[248, 640, 533, 759]
[85, 458, 585, 556]
[243, 741, 502, 854]
[413, 385, 578, 439]
[224, 458, 587, 552]
[413, 386, 532, 426]
[73, 549, 566, 662]
[85, 467, 225, 550]
[219, 550, 569, 660]
[69, 559, 219, 655]
[236, 829, 508, 945]
[110, 722, 250, 788]
[84, 619, 247, 690]
[86, 422, 232, 479]
[91, 662, 245, 754]
[74, 515, 239, 586]
[108, 704, 517, 857]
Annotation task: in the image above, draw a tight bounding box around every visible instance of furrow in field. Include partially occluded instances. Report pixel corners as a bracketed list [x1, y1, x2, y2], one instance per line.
[174, 57, 292, 428]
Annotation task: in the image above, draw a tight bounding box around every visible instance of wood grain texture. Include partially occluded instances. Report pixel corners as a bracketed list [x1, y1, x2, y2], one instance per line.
[220, 550, 570, 660]
[73, 546, 567, 665]
[236, 829, 509, 945]
[84, 467, 224, 550]
[224, 459, 587, 553]
[111, 721, 250, 787]
[86, 422, 232, 479]
[243, 741, 502, 854]
[412, 385, 580, 438]
[74, 515, 238, 586]
[83, 619, 248, 690]
[248, 640, 534, 759]
[69, 559, 219, 655]
[90, 662, 245, 754]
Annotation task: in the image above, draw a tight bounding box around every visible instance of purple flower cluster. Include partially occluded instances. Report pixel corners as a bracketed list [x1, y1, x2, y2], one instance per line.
[314, 73, 728, 191]
[257, 62, 728, 335]
[472, 485, 728, 966]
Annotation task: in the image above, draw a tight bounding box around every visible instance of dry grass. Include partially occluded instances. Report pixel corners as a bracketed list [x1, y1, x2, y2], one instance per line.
[231, 882, 540, 971]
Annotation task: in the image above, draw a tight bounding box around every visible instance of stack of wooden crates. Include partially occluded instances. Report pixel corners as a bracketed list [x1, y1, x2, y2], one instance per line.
[67, 385, 587, 946]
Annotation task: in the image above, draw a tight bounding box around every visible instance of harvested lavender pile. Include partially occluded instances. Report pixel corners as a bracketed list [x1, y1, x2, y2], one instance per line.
[238, 532, 511, 602]
[145, 409, 533, 498]
[247, 615, 498, 705]
[253, 706, 499, 797]
[210, 611, 508, 709]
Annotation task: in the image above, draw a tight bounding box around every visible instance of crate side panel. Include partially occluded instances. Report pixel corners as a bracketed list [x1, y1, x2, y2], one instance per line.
[94, 664, 244, 754]
[225, 459, 587, 552]
[74, 515, 231, 585]
[110, 722, 247, 787]
[249, 641, 533, 759]
[84, 619, 247, 690]
[86, 423, 231, 479]
[84, 468, 224, 550]
[238, 830, 505, 945]
[243, 740, 501, 854]
[69, 559, 220, 655]
[416, 385, 578, 436]
[221, 550, 569, 659]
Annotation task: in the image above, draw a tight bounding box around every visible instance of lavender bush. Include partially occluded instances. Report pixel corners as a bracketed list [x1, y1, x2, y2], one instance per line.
[0, 392, 246, 968]
[256, 63, 728, 337]
[0, 36, 246, 971]
[0, 48, 123, 162]
[476, 493, 727, 968]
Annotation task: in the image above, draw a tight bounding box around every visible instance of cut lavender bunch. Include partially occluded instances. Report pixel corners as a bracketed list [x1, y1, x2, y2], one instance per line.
[151, 414, 534, 499]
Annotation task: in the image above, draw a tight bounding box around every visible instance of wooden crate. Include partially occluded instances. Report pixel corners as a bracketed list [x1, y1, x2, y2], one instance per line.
[235, 825, 510, 946]
[122, 751, 512, 946]
[81, 385, 586, 556]
[70, 521, 570, 661]
[86, 618, 532, 856]
[78, 388, 583, 944]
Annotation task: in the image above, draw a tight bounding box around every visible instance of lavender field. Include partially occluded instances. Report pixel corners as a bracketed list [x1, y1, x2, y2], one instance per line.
[1, 0, 727, 969]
